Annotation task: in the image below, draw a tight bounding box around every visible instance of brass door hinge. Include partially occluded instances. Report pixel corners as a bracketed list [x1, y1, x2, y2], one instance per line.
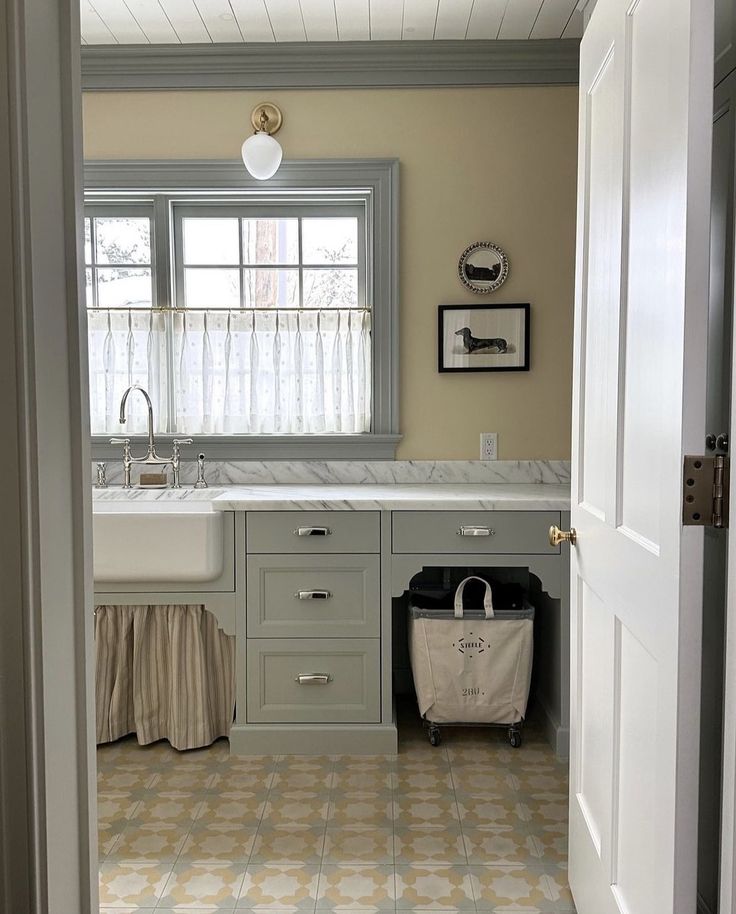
[683, 455, 730, 528]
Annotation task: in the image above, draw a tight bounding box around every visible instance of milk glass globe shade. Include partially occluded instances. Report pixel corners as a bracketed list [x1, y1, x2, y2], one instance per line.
[241, 131, 283, 180]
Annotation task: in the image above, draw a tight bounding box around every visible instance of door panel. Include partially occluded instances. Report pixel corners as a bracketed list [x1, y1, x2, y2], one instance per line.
[570, 0, 713, 911]
[615, 624, 658, 913]
[580, 46, 621, 521]
[577, 582, 614, 856]
[619, 0, 678, 552]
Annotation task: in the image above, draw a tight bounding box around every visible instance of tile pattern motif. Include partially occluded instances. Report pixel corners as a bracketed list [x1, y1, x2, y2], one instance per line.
[98, 711, 573, 912]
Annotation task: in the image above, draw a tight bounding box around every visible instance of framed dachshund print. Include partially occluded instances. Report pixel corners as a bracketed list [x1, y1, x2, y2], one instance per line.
[438, 303, 530, 373]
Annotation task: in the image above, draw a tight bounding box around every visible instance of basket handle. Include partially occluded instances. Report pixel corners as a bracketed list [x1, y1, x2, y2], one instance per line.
[454, 576, 494, 619]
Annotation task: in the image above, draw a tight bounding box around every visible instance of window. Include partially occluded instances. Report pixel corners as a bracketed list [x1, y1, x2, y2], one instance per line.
[170, 205, 369, 435]
[84, 161, 399, 458]
[177, 210, 361, 310]
[85, 207, 167, 439]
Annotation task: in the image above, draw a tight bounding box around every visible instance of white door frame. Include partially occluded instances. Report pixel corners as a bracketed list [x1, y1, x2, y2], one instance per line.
[720, 239, 736, 914]
[0, 0, 96, 911]
[721, 551, 736, 914]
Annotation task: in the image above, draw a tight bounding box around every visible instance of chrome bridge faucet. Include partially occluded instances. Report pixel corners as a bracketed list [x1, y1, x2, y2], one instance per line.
[111, 385, 192, 489]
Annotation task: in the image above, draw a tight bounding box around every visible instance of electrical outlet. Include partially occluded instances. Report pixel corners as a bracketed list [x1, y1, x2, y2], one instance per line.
[480, 432, 498, 461]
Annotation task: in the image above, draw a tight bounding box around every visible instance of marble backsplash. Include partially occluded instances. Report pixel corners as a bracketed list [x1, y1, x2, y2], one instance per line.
[95, 459, 571, 487]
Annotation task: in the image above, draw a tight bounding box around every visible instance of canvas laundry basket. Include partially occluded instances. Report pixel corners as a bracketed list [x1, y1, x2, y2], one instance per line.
[408, 575, 534, 727]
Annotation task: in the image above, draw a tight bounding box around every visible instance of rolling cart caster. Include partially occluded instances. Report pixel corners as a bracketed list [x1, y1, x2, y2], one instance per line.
[428, 726, 442, 747]
[508, 728, 522, 749]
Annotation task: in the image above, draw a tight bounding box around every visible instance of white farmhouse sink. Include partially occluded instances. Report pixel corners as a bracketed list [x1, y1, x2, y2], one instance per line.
[93, 492, 225, 584]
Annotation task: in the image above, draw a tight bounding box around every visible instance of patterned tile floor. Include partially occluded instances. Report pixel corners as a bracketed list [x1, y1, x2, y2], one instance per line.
[98, 707, 573, 913]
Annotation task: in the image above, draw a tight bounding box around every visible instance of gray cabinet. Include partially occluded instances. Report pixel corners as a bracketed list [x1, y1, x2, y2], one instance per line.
[246, 554, 380, 638]
[392, 510, 560, 554]
[247, 510, 380, 554]
[246, 638, 381, 723]
[242, 510, 383, 735]
[231, 505, 568, 756]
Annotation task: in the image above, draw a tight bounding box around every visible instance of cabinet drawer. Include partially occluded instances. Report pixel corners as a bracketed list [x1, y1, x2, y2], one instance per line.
[247, 511, 380, 554]
[247, 555, 380, 638]
[392, 510, 560, 554]
[246, 639, 380, 723]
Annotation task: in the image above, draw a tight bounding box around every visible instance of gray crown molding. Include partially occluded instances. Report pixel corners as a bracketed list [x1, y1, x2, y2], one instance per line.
[80, 39, 580, 91]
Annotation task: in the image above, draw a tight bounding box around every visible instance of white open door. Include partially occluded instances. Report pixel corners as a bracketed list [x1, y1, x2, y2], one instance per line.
[569, 0, 713, 912]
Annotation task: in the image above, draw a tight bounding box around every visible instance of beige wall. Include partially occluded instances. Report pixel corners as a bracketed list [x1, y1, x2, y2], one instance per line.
[83, 87, 577, 459]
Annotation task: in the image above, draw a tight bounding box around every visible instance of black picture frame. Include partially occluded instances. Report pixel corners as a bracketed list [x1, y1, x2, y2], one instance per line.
[438, 303, 530, 373]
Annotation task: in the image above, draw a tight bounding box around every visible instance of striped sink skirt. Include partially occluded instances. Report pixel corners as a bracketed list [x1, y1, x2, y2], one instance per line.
[94, 604, 235, 751]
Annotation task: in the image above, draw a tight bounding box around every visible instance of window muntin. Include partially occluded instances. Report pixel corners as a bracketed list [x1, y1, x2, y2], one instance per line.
[84, 196, 371, 438]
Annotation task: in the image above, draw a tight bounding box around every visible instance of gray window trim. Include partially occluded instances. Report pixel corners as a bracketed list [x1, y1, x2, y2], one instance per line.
[91, 433, 402, 462]
[84, 159, 400, 460]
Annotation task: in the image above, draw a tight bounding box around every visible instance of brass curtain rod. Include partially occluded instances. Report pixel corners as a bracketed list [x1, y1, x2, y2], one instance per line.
[90, 306, 371, 313]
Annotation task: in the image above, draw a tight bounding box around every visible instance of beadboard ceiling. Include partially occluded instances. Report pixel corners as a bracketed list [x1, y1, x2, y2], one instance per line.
[80, 0, 583, 45]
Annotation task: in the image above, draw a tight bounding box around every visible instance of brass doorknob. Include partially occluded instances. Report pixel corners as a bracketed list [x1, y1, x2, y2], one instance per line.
[549, 525, 577, 547]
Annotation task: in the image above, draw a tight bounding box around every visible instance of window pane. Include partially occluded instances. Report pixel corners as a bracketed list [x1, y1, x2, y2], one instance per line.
[184, 267, 240, 308]
[242, 218, 298, 265]
[303, 268, 359, 308]
[95, 268, 152, 308]
[243, 269, 299, 308]
[84, 218, 92, 263]
[302, 217, 358, 265]
[182, 217, 239, 265]
[94, 217, 151, 265]
[85, 268, 93, 308]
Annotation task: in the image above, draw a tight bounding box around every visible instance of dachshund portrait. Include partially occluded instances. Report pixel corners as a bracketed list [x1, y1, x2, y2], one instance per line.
[455, 327, 508, 354]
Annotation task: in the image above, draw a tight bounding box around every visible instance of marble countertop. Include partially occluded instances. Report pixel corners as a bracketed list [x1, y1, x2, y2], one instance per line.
[93, 483, 571, 512]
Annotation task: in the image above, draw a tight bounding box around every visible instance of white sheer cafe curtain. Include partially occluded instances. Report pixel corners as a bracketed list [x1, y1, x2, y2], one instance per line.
[87, 307, 372, 436]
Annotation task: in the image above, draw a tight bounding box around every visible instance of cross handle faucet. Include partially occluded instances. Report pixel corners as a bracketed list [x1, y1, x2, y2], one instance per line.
[111, 386, 195, 489]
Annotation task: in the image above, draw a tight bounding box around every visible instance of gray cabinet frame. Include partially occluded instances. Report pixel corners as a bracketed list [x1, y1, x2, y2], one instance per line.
[93, 506, 570, 757]
[232, 507, 570, 757]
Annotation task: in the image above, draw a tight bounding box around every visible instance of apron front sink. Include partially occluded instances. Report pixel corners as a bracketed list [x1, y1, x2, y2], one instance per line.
[93, 492, 225, 583]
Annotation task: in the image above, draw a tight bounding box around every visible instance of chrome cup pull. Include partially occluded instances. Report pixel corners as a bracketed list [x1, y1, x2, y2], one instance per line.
[296, 590, 332, 600]
[457, 525, 495, 537]
[295, 673, 332, 685]
[295, 526, 331, 537]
